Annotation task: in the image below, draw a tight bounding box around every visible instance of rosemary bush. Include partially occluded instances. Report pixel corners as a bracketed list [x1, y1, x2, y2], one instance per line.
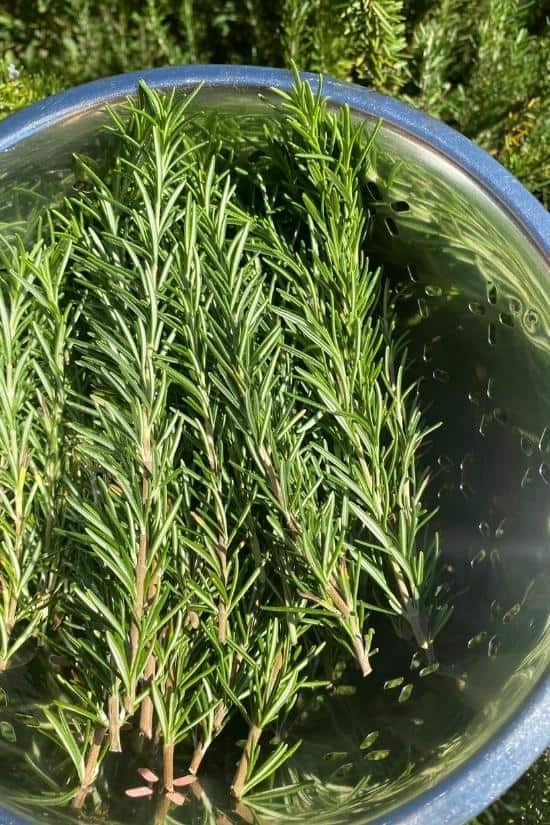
[0, 75, 452, 816]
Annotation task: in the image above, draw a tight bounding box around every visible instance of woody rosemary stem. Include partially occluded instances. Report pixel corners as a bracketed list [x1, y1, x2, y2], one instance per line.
[129, 471, 149, 715]
[108, 694, 121, 752]
[189, 702, 227, 774]
[153, 794, 172, 825]
[72, 726, 105, 810]
[163, 742, 175, 793]
[231, 724, 262, 800]
[388, 558, 435, 662]
[189, 739, 210, 775]
[325, 584, 371, 676]
[154, 793, 171, 825]
[139, 654, 156, 739]
[216, 534, 228, 644]
[139, 570, 159, 738]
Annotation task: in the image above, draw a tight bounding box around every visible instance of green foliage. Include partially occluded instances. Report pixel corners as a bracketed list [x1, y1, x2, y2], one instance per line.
[0, 60, 59, 116]
[407, 0, 549, 204]
[0, 1, 548, 203]
[280, 0, 408, 92]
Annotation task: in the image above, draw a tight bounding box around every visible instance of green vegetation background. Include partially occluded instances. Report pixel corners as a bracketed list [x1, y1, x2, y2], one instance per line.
[0, 1, 548, 822]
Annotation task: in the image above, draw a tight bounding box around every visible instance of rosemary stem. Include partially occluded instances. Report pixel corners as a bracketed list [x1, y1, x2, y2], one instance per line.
[189, 738, 211, 775]
[108, 694, 122, 752]
[259, 447, 299, 535]
[163, 742, 175, 793]
[154, 793, 171, 825]
[129, 472, 149, 714]
[389, 558, 411, 607]
[230, 723, 262, 800]
[233, 801, 255, 824]
[139, 571, 159, 738]
[189, 700, 227, 774]
[43, 400, 63, 599]
[326, 584, 371, 676]
[216, 536, 228, 644]
[218, 598, 228, 645]
[388, 558, 434, 659]
[71, 725, 104, 810]
[352, 632, 372, 677]
[139, 653, 156, 739]
[4, 595, 17, 643]
[406, 607, 436, 663]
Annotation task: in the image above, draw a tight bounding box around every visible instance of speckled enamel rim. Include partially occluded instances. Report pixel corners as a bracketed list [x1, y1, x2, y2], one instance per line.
[0, 65, 548, 825]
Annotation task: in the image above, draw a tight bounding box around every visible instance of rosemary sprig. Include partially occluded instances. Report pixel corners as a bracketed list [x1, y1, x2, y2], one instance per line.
[248, 74, 451, 659]
[26, 224, 79, 626]
[42, 84, 202, 805]
[0, 238, 47, 671]
[230, 618, 324, 800]
[150, 615, 213, 793]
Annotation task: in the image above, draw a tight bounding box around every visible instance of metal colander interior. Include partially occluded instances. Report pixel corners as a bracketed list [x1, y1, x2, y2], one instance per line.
[0, 70, 548, 825]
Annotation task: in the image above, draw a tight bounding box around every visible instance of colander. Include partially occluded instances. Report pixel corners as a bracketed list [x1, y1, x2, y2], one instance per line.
[0, 65, 548, 825]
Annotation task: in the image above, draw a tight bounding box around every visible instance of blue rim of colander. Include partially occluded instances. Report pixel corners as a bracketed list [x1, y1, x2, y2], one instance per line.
[0, 65, 548, 825]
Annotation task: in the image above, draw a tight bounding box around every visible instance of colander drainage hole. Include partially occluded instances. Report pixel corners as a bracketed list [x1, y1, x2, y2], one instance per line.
[366, 180, 383, 201]
[385, 216, 399, 236]
[488, 635, 502, 657]
[432, 368, 449, 383]
[539, 463, 550, 485]
[524, 309, 539, 333]
[479, 413, 491, 436]
[391, 200, 410, 212]
[520, 436, 535, 456]
[418, 298, 430, 318]
[487, 283, 498, 305]
[499, 312, 514, 327]
[406, 264, 417, 282]
[425, 285, 443, 297]
[468, 301, 486, 316]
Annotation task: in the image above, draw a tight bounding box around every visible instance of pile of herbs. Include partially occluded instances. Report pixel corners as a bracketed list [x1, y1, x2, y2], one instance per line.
[0, 75, 451, 816]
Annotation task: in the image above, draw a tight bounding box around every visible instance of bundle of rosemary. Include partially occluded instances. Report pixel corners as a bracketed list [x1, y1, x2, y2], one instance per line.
[0, 74, 451, 816]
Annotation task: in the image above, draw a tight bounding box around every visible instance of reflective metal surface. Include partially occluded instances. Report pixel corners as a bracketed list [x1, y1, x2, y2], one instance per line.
[0, 66, 548, 825]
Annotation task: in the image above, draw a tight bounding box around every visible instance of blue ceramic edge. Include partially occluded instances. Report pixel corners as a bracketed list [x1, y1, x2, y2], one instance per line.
[0, 65, 548, 825]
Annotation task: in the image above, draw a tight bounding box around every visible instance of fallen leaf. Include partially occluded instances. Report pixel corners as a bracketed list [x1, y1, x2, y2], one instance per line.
[137, 767, 159, 783]
[125, 786, 153, 798]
